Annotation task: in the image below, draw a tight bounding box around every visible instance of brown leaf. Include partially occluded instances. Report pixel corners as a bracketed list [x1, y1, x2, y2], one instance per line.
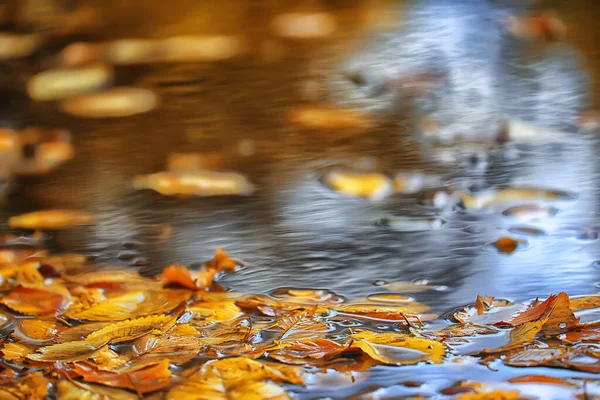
[268, 338, 343, 364]
[475, 295, 495, 315]
[503, 292, 579, 335]
[569, 295, 600, 313]
[131, 334, 203, 365]
[27, 339, 106, 362]
[276, 311, 329, 340]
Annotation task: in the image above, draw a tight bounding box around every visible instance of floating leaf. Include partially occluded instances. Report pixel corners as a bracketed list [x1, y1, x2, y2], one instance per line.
[131, 334, 203, 365]
[56, 380, 139, 400]
[27, 339, 106, 362]
[72, 359, 171, 393]
[569, 295, 600, 313]
[166, 357, 303, 400]
[8, 209, 95, 230]
[0, 286, 68, 315]
[276, 311, 329, 340]
[15, 317, 61, 343]
[268, 338, 343, 364]
[64, 269, 160, 290]
[348, 331, 445, 365]
[321, 170, 392, 200]
[206, 248, 237, 272]
[85, 314, 178, 344]
[503, 292, 579, 335]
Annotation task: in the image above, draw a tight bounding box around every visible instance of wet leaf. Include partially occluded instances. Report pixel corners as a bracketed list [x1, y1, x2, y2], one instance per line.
[8, 209, 95, 230]
[85, 314, 178, 344]
[189, 300, 243, 325]
[0, 286, 68, 315]
[64, 268, 161, 291]
[131, 334, 203, 365]
[268, 338, 343, 364]
[72, 359, 171, 393]
[1, 342, 33, 362]
[133, 170, 255, 197]
[493, 237, 521, 254]
[320, 170, 392, 200]
[288, 106, 372, 130]
[27, 339, 106, 362]
[569, 295, 600, 313]
[454, 389, 523, 400]
[56, 379, 139, 400]
[15, 317, 61, 343]
[0, 372, 49, 400]
[92, 345, 130, 371]
[503, 292, 579, 335]
[276, 310, 329, 340]
[348, 331, 445, 365]
[167, 357, 303, 400]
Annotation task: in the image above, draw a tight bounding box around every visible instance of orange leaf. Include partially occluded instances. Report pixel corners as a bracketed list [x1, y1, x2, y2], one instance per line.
[268, 338, 343, 364]
[206, 248, 237, 272]
[72, 359, 171, 393]
[0, 286, 67, 315]
[502, 292, 579, 335]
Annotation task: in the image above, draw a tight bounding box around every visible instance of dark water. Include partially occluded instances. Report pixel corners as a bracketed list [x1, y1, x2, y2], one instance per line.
[1, 1, 600, 396]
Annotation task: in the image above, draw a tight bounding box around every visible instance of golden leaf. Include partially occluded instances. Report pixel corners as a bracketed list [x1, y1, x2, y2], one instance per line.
[56, 380, 139, 400]
[276, 311, 329, 340]
[131, 334, 203, 365]
[26, 339, 105, 362]
[321, 170, 392, 200]
[167, 357, 303, 400]
[1, 342, 33, 362]
[348, 331, 445, 365]
[170, 323, 201, 337]
[93, 345, 130, 371]
[0, 286, 68, 315]
[85, 314, 178, 345]
[569, 295, 600, 313]
[64, 269, 161, 291]
[189, 300, 243, 325]
[0, 372, 49, 400]
[8, 209, 95, 230]
[15, 318, 60, 343]
[57, 322, 112, 343]
[454, 389, 523, 400]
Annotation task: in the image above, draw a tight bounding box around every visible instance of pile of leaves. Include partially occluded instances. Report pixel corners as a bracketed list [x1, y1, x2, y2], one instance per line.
[0, 248, 598, 399]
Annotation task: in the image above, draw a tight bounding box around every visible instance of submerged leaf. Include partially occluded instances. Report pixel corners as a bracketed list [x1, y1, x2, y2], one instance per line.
[131, 334, 203, 365]
[268, 338, 343, 364]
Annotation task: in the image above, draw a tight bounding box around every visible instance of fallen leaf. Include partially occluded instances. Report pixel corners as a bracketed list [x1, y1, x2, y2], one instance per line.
[27, 339, 106, 362]
[1, 342, 33, 362]
[56, 379, 139, 400]
[85, 314, 178, 344]
[0, 372, 49, 400]
[15, 317, 61, 343]
[0, 286, 68, 315]
[276, 310, 329, 340]
[268, 338, 343, 364]
[454, 389, 523, 400]
[475, 296, 495, 315]
[8, 209, 95, 230]
[131, 334, 203, 365]
[166, 357, 303, 400]
[93, 345, 130, 371]
[72, 359, 171, 393]
[569, 295, 600, 313]
[503, 293, 579, 335]
[347, 331, 445, 365]
[288, 106, 372, 130]
[320, 170, 392, 200]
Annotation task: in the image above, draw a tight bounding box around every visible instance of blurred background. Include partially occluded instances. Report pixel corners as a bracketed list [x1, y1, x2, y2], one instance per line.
[0, 0, 599, 317]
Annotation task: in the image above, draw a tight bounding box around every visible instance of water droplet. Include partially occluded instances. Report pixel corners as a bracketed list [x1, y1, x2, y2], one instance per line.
[373, 280, 387, 286]
[434, 285, 449, 292]
[413, 279, 430, 286]
[559, 322, 567, 329]
[376, 324, 388, 330]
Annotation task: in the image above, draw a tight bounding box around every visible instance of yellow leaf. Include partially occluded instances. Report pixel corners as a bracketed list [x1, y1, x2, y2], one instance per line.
[321, 170, 391, 200]
[455, 389, 524, 400]
[2, 342, 33, 361]
[349, 331, 445, 365]
[131, 334, 203, 365]
[167, 357, 303, 400]
[170, 323, 201, 337]
[85, 314, 177, 345]
[92, 346, 130, 371]
[56, 380, 139, 400]
[0, 372, 49, 400]
[8, 209, 95, 230]
[26, 340, 105, 362]
[189, 300, 243, 325]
